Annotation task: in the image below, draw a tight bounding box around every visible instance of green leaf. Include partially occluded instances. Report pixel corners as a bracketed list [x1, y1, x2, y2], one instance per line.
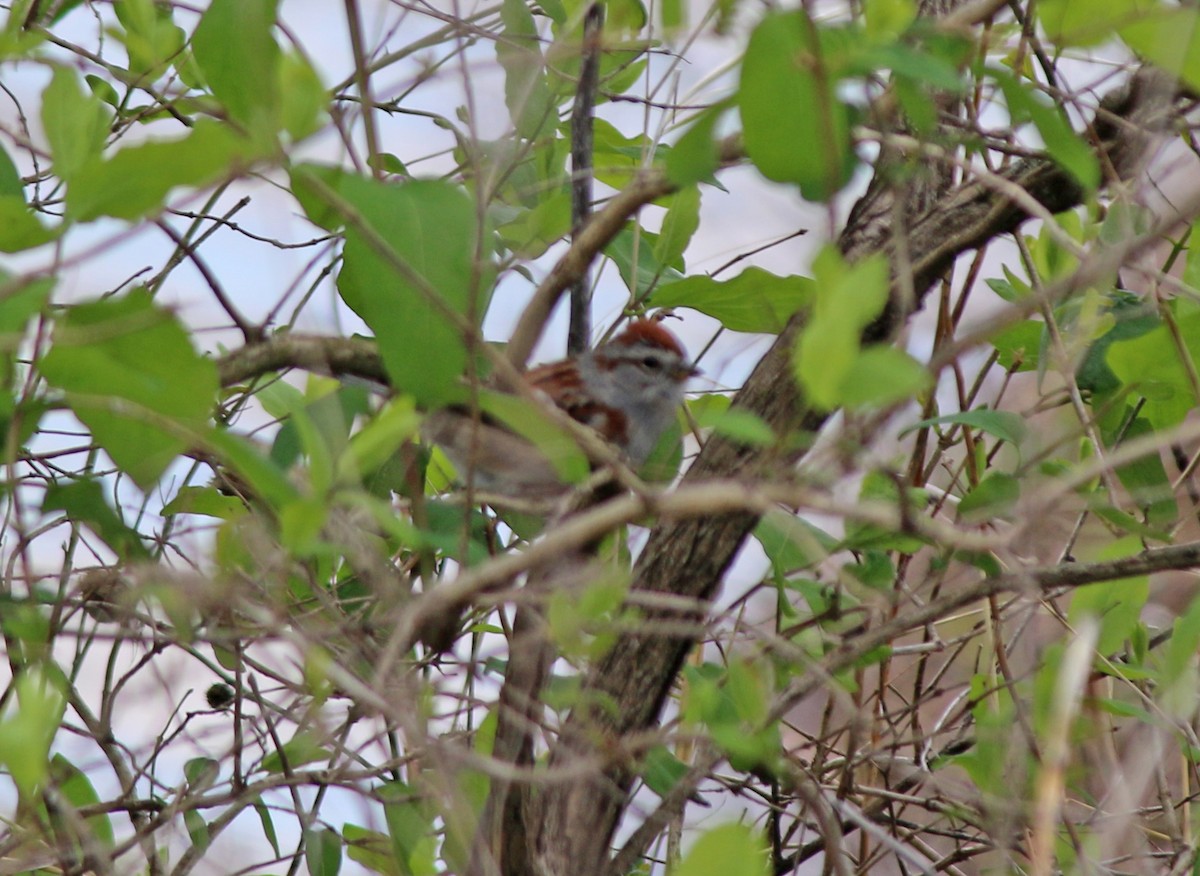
[864, 0, 916, 40]
[192, 0, 281, 138]
[39, 289, 218, 489]
[1120, 7, 1200, 93]
[496, 187, 572, 258]
[279, 496, 330, 554]
[162, 485, 246, 520]
[686, 392, 730, 420]
[957, 472, 1020, 522]
[602, 54, 648, 101]
[1161, 597, 1200, 720]
[991, 68, 1098, 192]
[0, 197, 55, 252]
[665, 99, 733, 188]
[670, 822, 769, 876]
[692, 405, 775, 446]
[0, 275, 52, 335]
[991, 320, 1043, 372]
[340, 396, 421, 483]
[50, 754, 114, 848]
[605, 0, 647, 32]
[892, 75, 935, 135]
[1028, 209, 1084, 283]
[726, 657, 768, 724]
[754, 508, 838, 575]
[683, 661, 780, 773]
[253, 796, 281, 858]
[1186, 221, 1200, 294]
[1091, 505, 1170, 542]
[901, 408, 1027, 448]
[287, 404, 337, 494]
[42, 478, 150, 560]
[344, 824, 402, 876]
[260, 730, 332, 773]
[838, 346, 929, 409]
[604, 224, 684, 295]
[0, 21, 40, 61]
[856, 41, 965, 92]
[291, 166, 490, 405]
[1040, 0, 1153, 46]
[115, 0, 185, 78]
[272, 384, 371, 479]
[0, 141, 22, 197]
[1076, 296, 1157, 398]
[497, 0, 555, 139]
[257, 379, 308, 420]
[381, 781, 437, 876]
[659, 0, 684, 32]
[279, 51, 327, 141]
[793, 247, 889, 410]
[650, 267, 812, 333]
[592, 119, 653, 189]
[85, 74, 121, 110]
[1090, 693, 1154, 719]
[739, 10, 854, 201]
[653, 186, 701, 266]
[0, 603, 49, 660]
[547, 570, 628, 659]
[844, 643, 892, 672]
[183, 810, 210, 853]
[184, 756, 219, 792]
[1068, 538, 1148, 654]
[370, 153, 410, 177]
[641, 746, 690, 798]
[985, 277, 1022, 303]
[953, 676, 1017, 793]
[843, 470, 927, 553]
[1105, 415, 1177, 526]
[847, 549, 895, 589]
[67, 121, 254, 221]
[41, 67, 110, 182]
[306, 828, 343, 876]
[0, 668, 66, 797]
[1163, 594, 1200, 684]
[537, 0, 567, 24]
[205, 428, 299, 510]
[1106, 306, 1200, 429]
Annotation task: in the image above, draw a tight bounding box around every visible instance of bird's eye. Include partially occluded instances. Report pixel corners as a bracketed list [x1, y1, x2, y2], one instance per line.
[642, 356, 662, 369]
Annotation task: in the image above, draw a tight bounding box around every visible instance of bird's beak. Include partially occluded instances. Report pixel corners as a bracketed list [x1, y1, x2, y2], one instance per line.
[677, 362, 701, 380]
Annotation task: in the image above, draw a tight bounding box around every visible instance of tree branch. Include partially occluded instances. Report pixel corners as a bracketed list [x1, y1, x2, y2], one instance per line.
[528, 59, 1182, 876]
[505, 135, 743, 368]
[216, 333, 386, 388]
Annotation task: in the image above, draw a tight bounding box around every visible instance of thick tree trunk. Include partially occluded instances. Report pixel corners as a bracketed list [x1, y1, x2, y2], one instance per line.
[494, 13, 1180, 874]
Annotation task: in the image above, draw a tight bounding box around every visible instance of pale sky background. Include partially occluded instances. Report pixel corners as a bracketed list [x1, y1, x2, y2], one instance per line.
[1, 0, 1192, 873]
[0, 2, 834, 872]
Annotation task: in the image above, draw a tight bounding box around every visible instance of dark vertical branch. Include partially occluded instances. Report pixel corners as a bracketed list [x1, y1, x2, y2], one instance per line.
[567, 3, 604, 355]
[528, 18, 1183, 876]
[466, 15, 607, 867]
[467, 487, 621, 876]
[466, 606, 555, 876]
[344, 0, 383, 178]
